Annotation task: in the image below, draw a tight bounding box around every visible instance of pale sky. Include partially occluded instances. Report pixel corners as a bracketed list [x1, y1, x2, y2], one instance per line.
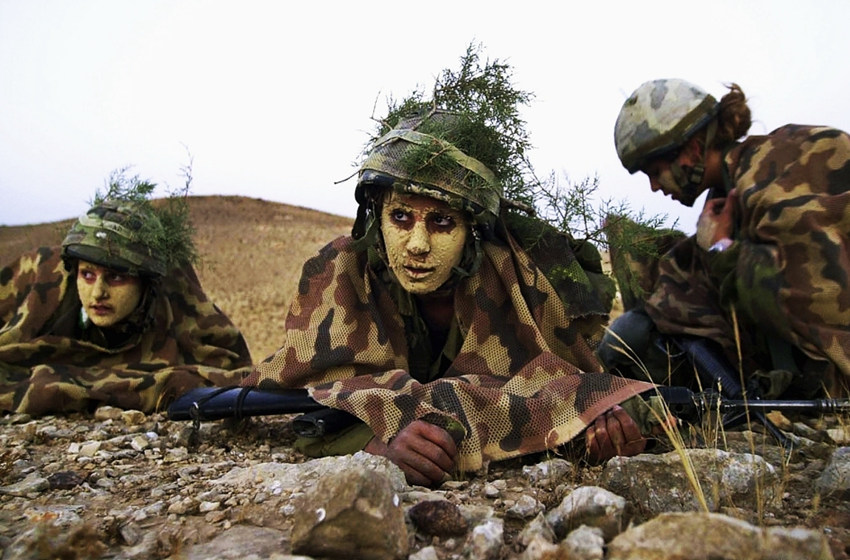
[2, 1, 849, 236]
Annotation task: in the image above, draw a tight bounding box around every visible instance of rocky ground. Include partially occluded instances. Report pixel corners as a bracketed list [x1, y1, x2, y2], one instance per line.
[0, 406, 848, 559]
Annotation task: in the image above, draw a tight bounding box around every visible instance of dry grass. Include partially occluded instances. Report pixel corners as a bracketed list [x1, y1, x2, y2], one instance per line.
[0, 195, 353, 361]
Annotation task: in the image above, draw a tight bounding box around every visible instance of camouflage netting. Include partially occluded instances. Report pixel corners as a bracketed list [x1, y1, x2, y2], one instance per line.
[246, 234, 652, 471]
[244, 105, 649, 471]
[0, 247, 252, 414]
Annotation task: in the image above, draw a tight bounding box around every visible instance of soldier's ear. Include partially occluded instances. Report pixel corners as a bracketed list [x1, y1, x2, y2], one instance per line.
[681, 134, 704, 163]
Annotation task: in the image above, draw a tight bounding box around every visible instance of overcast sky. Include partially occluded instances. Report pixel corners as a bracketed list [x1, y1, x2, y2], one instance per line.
[2, 1, 849, 236]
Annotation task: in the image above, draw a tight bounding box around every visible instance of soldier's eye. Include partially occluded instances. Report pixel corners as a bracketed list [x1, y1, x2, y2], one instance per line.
[105, 272, 136, 285]
[389, 208, 410, 223]
[431, 214, 454, 228]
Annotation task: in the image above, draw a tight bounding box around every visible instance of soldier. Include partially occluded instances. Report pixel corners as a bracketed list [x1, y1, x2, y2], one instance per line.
[0, 181, 252, 415]
[245, 110, 665, 486]
[600, 78, 850, 400]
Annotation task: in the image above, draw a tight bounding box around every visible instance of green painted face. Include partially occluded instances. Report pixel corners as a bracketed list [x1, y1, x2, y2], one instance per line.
[76, 260, 143, 328]
[380, 191, 469, 294]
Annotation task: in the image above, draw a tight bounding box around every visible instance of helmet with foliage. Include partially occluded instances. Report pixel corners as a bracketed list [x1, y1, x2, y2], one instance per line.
[62, 170, 197, 277]
[62, 199, 168, 277]
[614, 78, 719, 174]
[354, 109, 505, 236]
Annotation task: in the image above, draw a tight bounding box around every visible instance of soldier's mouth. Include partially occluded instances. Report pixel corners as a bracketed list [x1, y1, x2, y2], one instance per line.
[404, 265, 434, 278]
[90, 304, 113, 315]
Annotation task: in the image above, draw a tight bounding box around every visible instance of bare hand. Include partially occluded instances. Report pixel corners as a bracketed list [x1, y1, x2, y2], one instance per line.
[585, 405, 648, 464]
[364, 420, 457, 487]
[696, 190, 738, 250]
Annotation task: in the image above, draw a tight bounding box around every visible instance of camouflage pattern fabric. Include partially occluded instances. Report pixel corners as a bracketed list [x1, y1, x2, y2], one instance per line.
[246, 234, 652, 472]
[645, 125, 850, 397]
[0, 247, 252, 415]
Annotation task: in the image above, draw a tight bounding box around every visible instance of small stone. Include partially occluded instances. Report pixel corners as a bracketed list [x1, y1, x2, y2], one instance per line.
[94, 407, 123, 422]
[506, 495, 543, 519]
[47, 471, 85, 490]
[408, 500, 469, 537]
[130, 435, 150, 452]
[0, 473, 49, 496]
[483, 484, 501, 499]
[199, 501, 220, 513]
[79, 441, 101, 457]
[121, 410, 146, 426]
[120, 521, 143, 546]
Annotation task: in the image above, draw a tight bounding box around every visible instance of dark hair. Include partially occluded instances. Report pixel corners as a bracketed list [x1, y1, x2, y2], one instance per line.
[712, 83, 752, 147]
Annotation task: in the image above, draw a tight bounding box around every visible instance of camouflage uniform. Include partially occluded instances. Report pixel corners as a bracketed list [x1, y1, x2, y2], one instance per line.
[0, 201, 252, 415]
[246, 110, 652, 472]
[643, 125, 850, 397]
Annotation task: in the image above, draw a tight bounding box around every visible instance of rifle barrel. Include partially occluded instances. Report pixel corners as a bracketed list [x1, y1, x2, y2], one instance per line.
[716, 398, 850, 414]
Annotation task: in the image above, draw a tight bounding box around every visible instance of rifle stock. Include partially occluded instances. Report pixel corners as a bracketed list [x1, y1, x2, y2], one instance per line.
[167, 385, 361, 438]
[167, 386, 325, 422]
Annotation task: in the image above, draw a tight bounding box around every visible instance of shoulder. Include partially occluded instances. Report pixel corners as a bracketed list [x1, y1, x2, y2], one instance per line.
[739, 124, 849, 152]
[730, 124, 850, 178]
[1, 246, 66, 284]
[298, 235, 364, 281]
[769, 123, 848, 137]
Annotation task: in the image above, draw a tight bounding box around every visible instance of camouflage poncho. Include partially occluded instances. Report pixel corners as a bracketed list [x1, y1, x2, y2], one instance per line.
[0, 247, 252, 414]
[646, 125, 850, 397]
[247, 233, 652, 471]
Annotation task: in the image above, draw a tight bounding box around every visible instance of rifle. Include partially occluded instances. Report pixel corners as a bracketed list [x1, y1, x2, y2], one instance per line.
[660, 335, 837, 451]
[168, 382, 850, 446]
[166, 385, 359, 437]
[652, 385, 850, 426]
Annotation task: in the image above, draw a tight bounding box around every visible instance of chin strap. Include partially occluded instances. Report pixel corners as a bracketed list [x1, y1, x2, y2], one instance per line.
[669, 120, 718, 206]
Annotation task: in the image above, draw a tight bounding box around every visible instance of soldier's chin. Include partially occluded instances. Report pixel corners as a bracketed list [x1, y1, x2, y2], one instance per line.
[398, 274, 448, 295]
[677, 183, 704, 207]
[88, 313, 122, 328]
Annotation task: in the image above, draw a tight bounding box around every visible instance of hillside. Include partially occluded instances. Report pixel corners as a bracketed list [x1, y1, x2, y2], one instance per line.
[0, 195, 354, 361]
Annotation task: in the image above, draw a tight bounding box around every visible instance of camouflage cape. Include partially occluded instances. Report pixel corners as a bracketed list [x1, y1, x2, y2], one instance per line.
[247, 233, 652, 471]
[0, 247, 252, 415]
[646, 125, 850, 397]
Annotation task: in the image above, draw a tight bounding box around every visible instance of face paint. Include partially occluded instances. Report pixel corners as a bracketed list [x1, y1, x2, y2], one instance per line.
[380, 191, 469, 294]
[76, 261, 143, 328]
[644, 157, 706, 207]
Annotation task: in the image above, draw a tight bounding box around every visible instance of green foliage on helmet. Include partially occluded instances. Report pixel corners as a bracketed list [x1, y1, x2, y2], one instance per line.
[61, 168, 198, 276]
[358, 109, 503, 228]
[614, 78, 719, 174]
[357, 42, 536, 221]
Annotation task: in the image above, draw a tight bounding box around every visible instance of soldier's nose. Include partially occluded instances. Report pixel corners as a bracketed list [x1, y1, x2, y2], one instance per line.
[93, 278, 109, 299]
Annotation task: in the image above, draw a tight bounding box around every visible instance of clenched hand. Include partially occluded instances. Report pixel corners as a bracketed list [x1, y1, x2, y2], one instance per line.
[584, 405, 648, 463]
[364, 419, 457, 487]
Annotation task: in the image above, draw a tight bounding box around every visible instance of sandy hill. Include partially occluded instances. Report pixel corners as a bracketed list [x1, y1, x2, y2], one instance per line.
[0, 195, 354, 361]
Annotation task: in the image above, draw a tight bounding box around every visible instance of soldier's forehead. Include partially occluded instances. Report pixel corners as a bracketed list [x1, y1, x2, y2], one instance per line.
[76, 259, 120, 272]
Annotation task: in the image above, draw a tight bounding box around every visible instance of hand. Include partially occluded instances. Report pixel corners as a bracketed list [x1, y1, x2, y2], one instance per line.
[585, 405, 648, 464]
[696, 190, 738, 250]
[364, 419, 458, 487]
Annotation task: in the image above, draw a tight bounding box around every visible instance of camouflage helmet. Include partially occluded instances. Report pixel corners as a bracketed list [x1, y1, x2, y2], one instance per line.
[62, 199, 167, 277]
[355, 109, 504, 229]
[614, 79, 719, 174]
